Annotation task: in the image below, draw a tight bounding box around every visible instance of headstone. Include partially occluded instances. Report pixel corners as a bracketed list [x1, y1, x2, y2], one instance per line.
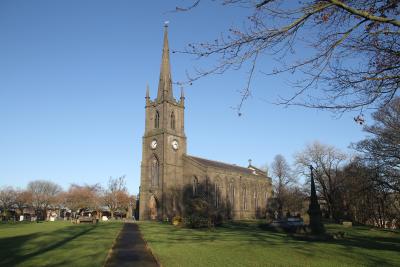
[342, 221, 352, 227]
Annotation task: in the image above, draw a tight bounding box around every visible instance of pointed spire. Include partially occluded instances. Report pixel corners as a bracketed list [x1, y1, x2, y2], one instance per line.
[145, 84, 150, 105]
[180, 86, 185, 106]
[157, 24, 173, 102]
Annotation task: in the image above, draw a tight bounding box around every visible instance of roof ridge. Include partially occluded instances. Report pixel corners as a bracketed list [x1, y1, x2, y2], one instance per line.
[248, 164, 265, 173]
[186, 155, 269, 178]
[187, 154, 249, 170]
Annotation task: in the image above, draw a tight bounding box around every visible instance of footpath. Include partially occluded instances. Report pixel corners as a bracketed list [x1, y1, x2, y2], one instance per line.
[104, 223, 159, 267]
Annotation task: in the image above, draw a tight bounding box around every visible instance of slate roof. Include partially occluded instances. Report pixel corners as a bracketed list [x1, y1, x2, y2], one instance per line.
[186, 155, 268, 177]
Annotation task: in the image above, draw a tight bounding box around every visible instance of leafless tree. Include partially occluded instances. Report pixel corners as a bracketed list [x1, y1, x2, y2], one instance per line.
[295, 141, 346, 220]
[65, 184, 102, 218]
[14, 189, 32, 216]
[27, 180, 62, 221]
[0, 186, 16, 219]
[271, 154, 296, 218]
[341, 157, 399, 228]
[354, 96, 400, 193]
[103, 176, 130, 219]
[175, 0, 399, 114]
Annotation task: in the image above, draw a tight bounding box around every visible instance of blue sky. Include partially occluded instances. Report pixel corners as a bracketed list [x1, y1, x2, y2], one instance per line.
[0, 1, 370, 194]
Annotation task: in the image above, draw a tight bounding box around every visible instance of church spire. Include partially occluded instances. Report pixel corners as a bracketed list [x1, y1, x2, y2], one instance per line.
[145, 83, 150, 105]
[157, 24, 173, 102]
[180, 86, 185, 106]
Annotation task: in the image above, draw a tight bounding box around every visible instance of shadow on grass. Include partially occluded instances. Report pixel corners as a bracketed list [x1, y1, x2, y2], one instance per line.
[140, 221, 290, 246]
[140, 221, 400, 266]
[0, 224, 96, 266]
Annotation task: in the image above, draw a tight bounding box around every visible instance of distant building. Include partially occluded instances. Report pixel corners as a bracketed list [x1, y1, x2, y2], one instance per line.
[139, 26, 272, 221]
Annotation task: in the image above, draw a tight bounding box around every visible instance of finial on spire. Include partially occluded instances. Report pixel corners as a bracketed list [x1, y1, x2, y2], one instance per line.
[164, 20, 170, 27]
[248, 159, 252, 167]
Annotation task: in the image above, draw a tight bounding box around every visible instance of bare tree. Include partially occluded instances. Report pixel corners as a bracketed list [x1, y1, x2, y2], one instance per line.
[14, 189, 32, 216]
[354, 96, 400, 193]
[0, 186, 16, 220]
[295, 141, 346, 220]
[27, 180, 62, 221]
[270, 154, 296, 218]
[175, 0, 399, 114]
[103, 176, 130, 219]
[65, 184, 102, 218]
[341, 157, 399, 228]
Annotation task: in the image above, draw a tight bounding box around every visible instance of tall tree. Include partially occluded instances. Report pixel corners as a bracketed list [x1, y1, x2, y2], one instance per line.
[103, 176, 130, 219]
[65, 184, 102, 218]
[27, 180, 62, 221]
[295, 141, 346, 220]
[341, 158, 399, 227]
[176, 0, 399, 114]
[270, 154, 296, 218]
[14, 189, 32, 216]
[355, 96, 400, 193]
[0, 186, 16, 220]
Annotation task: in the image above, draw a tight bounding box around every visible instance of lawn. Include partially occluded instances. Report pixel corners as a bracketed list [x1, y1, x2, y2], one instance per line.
[139, 221, 400, 267]
[0, 221, 123, 267]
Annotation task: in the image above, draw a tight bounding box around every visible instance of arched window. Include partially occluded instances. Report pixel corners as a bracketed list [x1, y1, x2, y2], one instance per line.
[205, 176, 209, 194]
[214, 182, 220, 208]
[193, 176, 198, 196]
[229, 182, 235, 208]
[242, 186, 247, 211]
[150, 156, 159, 187]
[254, 191, 258, 210]
[154, 111, 160, 129]
[170, 111, 175, 130]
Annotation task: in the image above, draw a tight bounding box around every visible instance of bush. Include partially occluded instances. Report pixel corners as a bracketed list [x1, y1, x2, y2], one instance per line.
[172, 216, 183, 226]
[185, 215, 210, 228]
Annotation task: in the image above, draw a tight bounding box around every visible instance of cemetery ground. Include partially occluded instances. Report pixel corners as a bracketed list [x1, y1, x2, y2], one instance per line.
[0, 221, 123, 267]
[1, 220, 399, 267]
[139, 221, 400, 267]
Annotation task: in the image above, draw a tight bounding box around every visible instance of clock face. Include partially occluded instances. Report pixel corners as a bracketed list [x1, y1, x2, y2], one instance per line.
[150, 140, 157, 149]
[172, 140, 179, 150]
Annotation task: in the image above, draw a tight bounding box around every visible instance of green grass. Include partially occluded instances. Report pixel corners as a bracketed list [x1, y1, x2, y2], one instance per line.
[138, 221, 400, 267]
[0, 221, 123, 267]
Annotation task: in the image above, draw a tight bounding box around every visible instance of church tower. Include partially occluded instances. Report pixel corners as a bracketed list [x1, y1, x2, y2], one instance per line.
[139, 25, 186, 220]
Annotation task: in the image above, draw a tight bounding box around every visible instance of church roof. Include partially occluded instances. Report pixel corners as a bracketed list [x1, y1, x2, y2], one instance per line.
[186, 155, 268, 177]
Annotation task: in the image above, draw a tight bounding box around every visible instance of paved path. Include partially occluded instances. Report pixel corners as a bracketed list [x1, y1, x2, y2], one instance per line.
[104, 223, 159, 267]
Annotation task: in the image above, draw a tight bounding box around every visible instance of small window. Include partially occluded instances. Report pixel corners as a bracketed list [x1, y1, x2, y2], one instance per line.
[155, 111, 160, 129]
[193, 176, 198, 196]
[170, 112, 175, 130]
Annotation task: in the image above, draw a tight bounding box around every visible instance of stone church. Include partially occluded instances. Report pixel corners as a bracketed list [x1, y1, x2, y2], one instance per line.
[139, 26, 272, 221]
